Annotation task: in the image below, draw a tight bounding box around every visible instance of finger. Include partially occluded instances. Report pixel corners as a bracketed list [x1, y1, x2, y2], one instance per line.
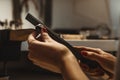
[27, 31, 44, 45]
[28, 31, 37, 43]
[74, 46, 100, 53]
[74, 46, 104, 54]
[80, 51, 103, 62]
[88, 67, 105, 77]
[41, 27, 53, 42]
[28, 32, 48, 51]
[80, 63, 105, 78]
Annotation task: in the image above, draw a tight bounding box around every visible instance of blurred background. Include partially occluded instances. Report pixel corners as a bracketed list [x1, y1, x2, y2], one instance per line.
[0, 0, 120, 80]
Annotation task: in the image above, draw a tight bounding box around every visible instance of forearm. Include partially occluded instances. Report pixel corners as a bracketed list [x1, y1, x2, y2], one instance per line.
[59, 52, 89, 80]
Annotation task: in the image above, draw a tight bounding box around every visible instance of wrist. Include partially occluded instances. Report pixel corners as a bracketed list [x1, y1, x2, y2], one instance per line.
[57, 50, 75, 70]
[58, 51, 89, 80]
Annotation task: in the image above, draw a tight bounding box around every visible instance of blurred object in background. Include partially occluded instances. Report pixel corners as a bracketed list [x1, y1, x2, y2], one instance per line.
[79, 27, 98, 39]
[61, 34, 83, 40]
[39, 0, 52, 27]
[0, 30, 21, 61]
[95, 23, 111, 39]
[79, 23, 111, 40]
[0, 20, 8, 29]
[0, 29, 22, 80]
[79, 30, 90, 40]
[12, 0, 39, 29]
[12, 0, 23, 29]
[10, 29, 34, 41]
[53, 28, 80, 34]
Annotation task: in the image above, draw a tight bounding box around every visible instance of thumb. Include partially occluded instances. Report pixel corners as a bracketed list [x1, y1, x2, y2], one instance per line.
[41, 27, 53, 42]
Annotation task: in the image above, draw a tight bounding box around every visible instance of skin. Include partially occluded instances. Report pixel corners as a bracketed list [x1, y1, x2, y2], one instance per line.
[75, 46, 116, 79]
[27, 28, 89, 80]
[27, 27, 116, 80]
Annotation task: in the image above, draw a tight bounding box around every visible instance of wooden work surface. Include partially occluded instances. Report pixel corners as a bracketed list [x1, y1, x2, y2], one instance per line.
[9, 29, 34, 41]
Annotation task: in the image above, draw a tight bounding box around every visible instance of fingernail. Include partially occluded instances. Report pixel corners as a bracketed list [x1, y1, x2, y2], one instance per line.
[81, 51, 88, 56]
[42, 27, 47, 32]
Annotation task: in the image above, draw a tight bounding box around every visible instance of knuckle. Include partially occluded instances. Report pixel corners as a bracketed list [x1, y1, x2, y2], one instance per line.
[88, 52, 95, 56]
[42, 33, 48, 38]
[96, 48, 102, 52]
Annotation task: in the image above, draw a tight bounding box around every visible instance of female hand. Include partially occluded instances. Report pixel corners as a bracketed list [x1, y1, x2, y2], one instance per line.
[27, 28, 73, 73]
[27, 28, 89, 80]
[74, 46, 116, 79]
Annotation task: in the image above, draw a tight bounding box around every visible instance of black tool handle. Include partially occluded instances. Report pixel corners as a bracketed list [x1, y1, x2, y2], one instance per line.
[25, 13, 100, 69]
